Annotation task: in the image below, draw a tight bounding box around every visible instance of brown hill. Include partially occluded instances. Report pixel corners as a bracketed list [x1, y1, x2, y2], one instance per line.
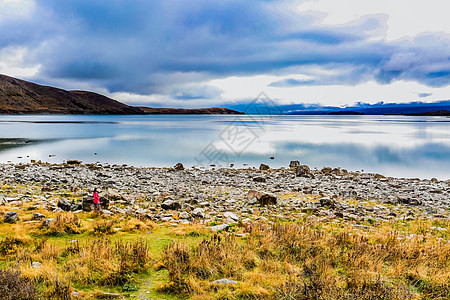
[137, 106, 244, 115]
[0, 74, 143, 114]
[0, 74, 244, 115]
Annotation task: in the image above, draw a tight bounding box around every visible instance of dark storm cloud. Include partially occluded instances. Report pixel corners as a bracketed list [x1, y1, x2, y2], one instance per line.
[1, 0, 450, 98]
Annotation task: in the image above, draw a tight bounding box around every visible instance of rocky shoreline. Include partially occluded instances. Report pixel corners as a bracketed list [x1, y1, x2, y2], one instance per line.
[1, 162, 449, 227]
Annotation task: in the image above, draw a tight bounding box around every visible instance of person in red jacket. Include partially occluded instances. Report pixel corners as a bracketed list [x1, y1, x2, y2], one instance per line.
[93, 188, 100, 212]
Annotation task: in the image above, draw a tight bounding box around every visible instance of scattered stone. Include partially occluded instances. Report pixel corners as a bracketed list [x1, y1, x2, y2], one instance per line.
[211, 278, 238, 285]
[259, 164, 270, 170]
[179, 211, 190, 219]
[211, 224, 229, 231]
[4, 211, 18, 223]
[32, 212, 46, 220]
[295, 165, 311, 177]
[31, 262, 42, 269]
[397, 195, 422, 206]
[321, 167, 332, 174]
[247, 190, 277, 206]
[223, 212, 239, 222]
[42, 218, 54, 227]
[319, 197, 334, 207]
[161, 200, 181, 210]
[57, 199, 72, 211]
[258, 192, 277, 206]
[72, 291, 81, 298]
[174, 163, 184, 170]
[191, 208, 205, 218]
[253, 176, 266, 183]
[98, 292, 121, 298]
[289, 160, 300, 168]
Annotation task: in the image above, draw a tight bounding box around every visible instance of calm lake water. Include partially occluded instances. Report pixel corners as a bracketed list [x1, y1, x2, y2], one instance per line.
[0, 114, 449, 179]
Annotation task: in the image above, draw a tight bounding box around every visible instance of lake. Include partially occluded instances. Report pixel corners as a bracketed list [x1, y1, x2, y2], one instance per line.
[0, 114, 449, 179]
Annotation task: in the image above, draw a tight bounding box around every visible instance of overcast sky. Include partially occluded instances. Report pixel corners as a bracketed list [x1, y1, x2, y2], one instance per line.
[1, 0, 450, 108]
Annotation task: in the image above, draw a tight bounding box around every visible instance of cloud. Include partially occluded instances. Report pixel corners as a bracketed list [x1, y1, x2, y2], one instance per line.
[171, 85, 223, 100]
[418, 93, 432, 98]
[269, 78, 315, 87]
[1, 0, 450, 106]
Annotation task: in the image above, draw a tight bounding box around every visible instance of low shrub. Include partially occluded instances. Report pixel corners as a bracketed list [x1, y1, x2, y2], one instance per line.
[93, 220, 116, 235]
[0, 268, 40, 300]
[44, 213, 83, 236]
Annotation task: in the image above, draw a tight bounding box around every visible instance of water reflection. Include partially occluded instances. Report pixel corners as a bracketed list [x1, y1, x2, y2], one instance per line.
[0, 115, 448, 179]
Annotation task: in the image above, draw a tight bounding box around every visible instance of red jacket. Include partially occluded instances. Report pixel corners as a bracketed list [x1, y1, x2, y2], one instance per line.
[93, 191, 100, 204]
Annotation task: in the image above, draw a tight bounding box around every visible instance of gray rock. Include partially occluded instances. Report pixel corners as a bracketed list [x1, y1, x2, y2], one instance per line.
[253, 176, 266, 183]
[289, 160, 300, 169]
[57, 199, 72, 211]
[31, 262, 42, 269]
[319, 197, 334, 207]
[211, 278, 238, 285]
[211, 224, 229, 231]
[174, 163, 185, 170]
[32, 212, 46, 220]
[161, 200, 181, 210]
[321, 167, 332, 174]
[247, 190, 277, 206]
[398, 195, 422, 206]
[4, 211, 18, 223]
[258, 193, 277, 206]
[296, 165, 311, 177]
[192, 208, 205, 218]
[66, 160, 82, 165]
[259, 164, 270, 171]
[223, 212, 239, 222]
[42, 218, 54, 227]
[179, 211, 190, 219]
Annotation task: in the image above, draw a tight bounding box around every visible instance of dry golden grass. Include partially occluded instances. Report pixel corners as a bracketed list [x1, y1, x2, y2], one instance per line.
[157, 219, 450, 299]
[1, 182, 449, 299]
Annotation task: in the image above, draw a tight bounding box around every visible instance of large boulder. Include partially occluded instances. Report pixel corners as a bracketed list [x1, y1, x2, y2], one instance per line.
[319, 197, 335, 208]
[174, 163, 185, 170]
[295, 165, 312, 177]
[82, 195, 109, 212]
[321, 167, 333, 175]
[289, 160, 300, 169]
[4, 211, 18, 223]
[259, 164, 270, 171]
[397, 195, 422, 206]
[32, 213, 46, 220]
[253, 176, 266, 183]
[42, 218, 54, 227]
[161, 200, 181, 210]
[259, 193, 277, 206]
[191, 208, 205, 218]
[58, 199, 83, 211]
[247, 190, 277, 206]
[57, 199, 72, 211]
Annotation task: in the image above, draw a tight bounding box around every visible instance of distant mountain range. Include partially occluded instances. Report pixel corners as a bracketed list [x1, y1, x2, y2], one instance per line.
[1, 74, 449, 115]
[227, 99, 450, 115]
[0, 74, 242, 115]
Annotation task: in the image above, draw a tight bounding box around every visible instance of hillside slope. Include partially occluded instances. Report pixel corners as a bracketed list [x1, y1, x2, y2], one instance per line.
[0, 74, 143, 114]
